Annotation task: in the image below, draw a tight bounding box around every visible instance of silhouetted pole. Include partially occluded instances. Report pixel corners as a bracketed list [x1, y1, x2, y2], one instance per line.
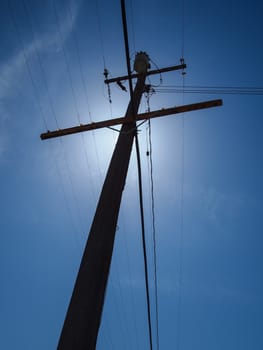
[40, 49, 222, 350]
[57, 53, 149, 350]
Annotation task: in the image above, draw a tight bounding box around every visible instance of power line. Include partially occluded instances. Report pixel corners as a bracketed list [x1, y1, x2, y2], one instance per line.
[52, 0, 82, 124]
[120, 1, 154, 349]
[95, 0, 114, 129]
[147, 118, 160, 350]
[155, 85, 263, 95]
[52, 1, 102, 224]
[8, 2, 48, 130]
[67, 1, 92, 123]
[119, 210, 141, 350]
[181, 0, 185, 59]
[49, 140, 83, 254]
[95, 0, 107, 69]
[21, 0, 59, 129]
[20, 0, 94, 246]
[12, 0, 89, 254]
[129, 0, 136, 55]
[161, 84, 263, 89]
[66, 0, 102, 200]
[176, 67, 186, 350]
[106, 266, 130, 350]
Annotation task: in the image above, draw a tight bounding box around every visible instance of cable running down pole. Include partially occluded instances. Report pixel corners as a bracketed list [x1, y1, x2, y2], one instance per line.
[120, 1, 154, 349]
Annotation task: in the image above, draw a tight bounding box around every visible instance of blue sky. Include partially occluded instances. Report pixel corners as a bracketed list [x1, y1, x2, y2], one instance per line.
[1, 0, 263, 349]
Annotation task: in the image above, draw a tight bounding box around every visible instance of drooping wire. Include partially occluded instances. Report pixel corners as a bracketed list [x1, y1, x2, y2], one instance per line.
[146, 92, 160, 350]
[135, 127, 153, 350]
[120, 1, 154, 349]
[176, 60, 186, 350]
[149, 58, 163, 87]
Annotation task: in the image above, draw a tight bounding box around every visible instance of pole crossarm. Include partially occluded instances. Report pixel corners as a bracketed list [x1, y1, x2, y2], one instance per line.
[104, 63, 186, 84]
[40, 99, 222, 140]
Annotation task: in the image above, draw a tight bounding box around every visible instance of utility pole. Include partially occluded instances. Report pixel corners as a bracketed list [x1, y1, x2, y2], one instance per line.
[56, 53, 149, 350]
[40, 0, 224, 341]
[40, 5, 223, 350]
[41, 52, 222, 349]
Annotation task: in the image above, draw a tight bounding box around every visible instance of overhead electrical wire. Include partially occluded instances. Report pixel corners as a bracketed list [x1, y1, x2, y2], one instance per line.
[145, 89, 160, 350]
[52, 0, 82, 125]
[181, 0, 185, 59]
[129, 0, 136, 55]
[73, 6, 104, 189]
[7, 2, 48, 130]
[135, 121, 153, 350]
[147, 116, 160, 350]
[95, 0, 114, 132]
[120, 1, 154, 349]
[67, 2, 92, 123]
[120, 211, 141, 350]
[51, 1, 106, 240]
[177, 3, 186, 347]
[93, 4, 137, 346]
[93, 5, 138, 346]
[21, 0, 60, 130]
[9, 1, 84, 253]
[155, 85, 263, 95]
[22, 0, 91, 243]
[95, 0, 107, 69]
[107, 272, 130, 350]
[176, 77, 185, 350]
[66, 0, 101, 201]
[113, 250, 135, 350]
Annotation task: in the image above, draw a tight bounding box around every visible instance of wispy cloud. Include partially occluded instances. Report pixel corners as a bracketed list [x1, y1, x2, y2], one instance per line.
[0, 0, 81, 110]
[0, 0, 81, 157]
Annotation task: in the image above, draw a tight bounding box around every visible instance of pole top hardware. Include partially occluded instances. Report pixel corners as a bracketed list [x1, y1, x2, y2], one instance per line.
[134, 51, 151, 74]
[104, 62, 186, 85]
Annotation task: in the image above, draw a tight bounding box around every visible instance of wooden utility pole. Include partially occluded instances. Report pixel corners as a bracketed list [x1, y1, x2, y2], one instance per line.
[56, 53, 148, 350]
[41, 51, 222, 349]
